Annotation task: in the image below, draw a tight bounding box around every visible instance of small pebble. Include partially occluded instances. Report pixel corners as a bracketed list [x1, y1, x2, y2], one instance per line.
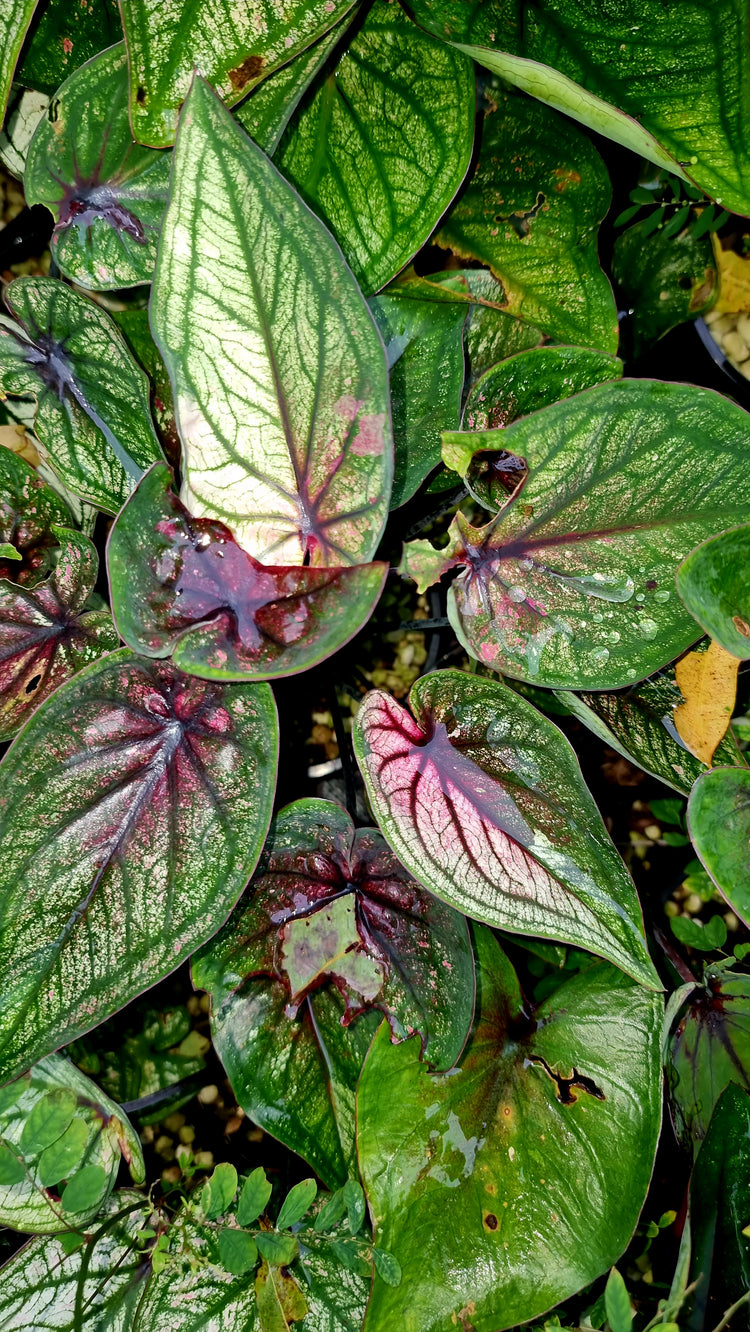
[246, 1127, 264, 1143]
[161, 1165, 181, 1185]
[724, 910, 740, 932]
[194, 1150, 214, 1168]
[155, 1135, 175, 1160]
[163, 1112, 186, 1133]
[643, 824, 661, 842]
[225, 1115, 244, 1135]
[178, 1125, 195, 1144]
[684, 893, 703, 915]
[198, 1084, 219, 1105]
[175, 1143, 193, 1165]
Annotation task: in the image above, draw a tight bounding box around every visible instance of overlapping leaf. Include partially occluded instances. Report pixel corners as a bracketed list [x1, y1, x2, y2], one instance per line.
[0, 277, 162, 511]
[107, 464, 387, 681]
[194, 798, 475, 1185]
[666, 969, 750, 1154]
[0, 446, 71, 586]
[437, 83, 618, 351]
[119, 0, 356, 147]
[277, 0, 475, 294]
[0, 526, 117, 740]
[25, 44, 172, 290]
[16, 0, 122, 97]
[426, 380, 750, 688]
[688, 767, 750, 926]
[677, 523, 750, 659]
[0, 1, 38, 129]
[358, 926, 662, 1332]
[613, 220, 717, 358]
[0, 1053, 143, 1232]
[151, 77, 392, 566]
[688, 1085, 750, 1332]
[70, 998, 206, 1111]
[0, 650, 278, 1082]
[353, 670, 660, 987]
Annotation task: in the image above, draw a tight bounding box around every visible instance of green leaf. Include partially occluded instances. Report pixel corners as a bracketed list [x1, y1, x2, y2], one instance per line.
[107, 463, 387, 681]
[688, 768, 750, 927]
[60, 1162, 107, 1215]
[120, 0, 356, 147]
[0, 277, 163, 512]
[277, 0, 475, 294]
[670, 914, 727, 952]
[203, 1162, 238, 1220]
[237, 1167, 273, 1227]
[313, 1186, 347, 1233]
[256, 1231, 300, 1266]
[0, 526, 118, 741]
[372, 1248, 401, 1287]
[0, 650, 277, 1082]
[605, 1268, 633, 1332]
[666, 969, 750, 1153]
[0, 1144, 25, 1186]
[0, 2, 38, 130]
[677, 523, 750, 659]
[613, 217, 717, 357]
[0, 542, 20, 561]
[255, 1256, 307, 1327]
[354, 670, 660, 989]
[25, 44, 172, 291]
[343, 1180, 366, 1235]
[357, 927, 662, 1332]
[217, 1227, 258, 1276]
[68, 997, 205, 1109]
[0, 1191, 150, 1330]
[277, 1178, 317, 1230]
[437, 82, 617, 352]
[0, 434, 71, 589]
[151, 76, 392, 566]
[370, 279, 467, 507]
[462, 344, 621, 436]
[688, 1084, 750, 1331]
[438, 380, 750, 688]
[0, 1053, 144, 1233]
[16, 0, 122, 97]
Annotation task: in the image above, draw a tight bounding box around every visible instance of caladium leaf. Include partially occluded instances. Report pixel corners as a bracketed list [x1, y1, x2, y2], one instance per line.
[0, 277, 163, 512]
[0, 1053, 144, 1233]
[0, 525, 118, 741]
[353, 670, 660, 988]
[0, 1191, 150, 1331]
[16, 0, 122, 98]
[666, 968, 750, 1154]
[277, 0, 475, 294]
[677, 524, 750, 659]
[0, 2, 38, 130]
[25, 44, 172, 291]
[0, 650, 278, 1083]
[119, 0, 356, 147]
[107, 464, 387, 681]
[357, 926, 662, 1332]
[151, 77, 392, 567]
[613, 219, 717, 358]
[560, 656, 746, 797]
[194, 797, 474, 1184]
[433, 380, 750, 689]
[437, 83, 618, 352]
[111, 307, 178, 462]
[0, 446, 71, 586]
[688, 1084, 750, 1332]
[688, 767, 750, 927]
[370, 280, 467, 507]
[461, 345, 622, 434]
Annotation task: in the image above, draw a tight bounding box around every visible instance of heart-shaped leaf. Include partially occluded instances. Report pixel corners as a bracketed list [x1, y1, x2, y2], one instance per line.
[0, 650, 278, 1082]
[151, 77, 392, 567]
[25, 44, 172, 291]
[0, 1053, 143, 1233]
[120, 0, 356, 147]
[194, 797, 475, 1184]
[677, 523, 750, 659]
[434, 380, 750, 688]
[0, 277, 163, 512]
[353, 670, 660, 988]
[688, 767, 750, 927]
[16, 0, 123, 98]
[0, 447, 71, 587]
[613, 219, 717, 358]
[277, 0, 475, 294]
[107, 463, 387, 681]
[0, 526, 118, 740]
[666, 969, 750, 1154]
[357, 926, 662, 1332]
[437, 82, 618, 351]
[370, 279, 467, 507]
[0, 2, 38, 129]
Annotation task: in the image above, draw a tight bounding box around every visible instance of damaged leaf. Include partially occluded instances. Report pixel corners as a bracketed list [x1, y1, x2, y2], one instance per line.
[674, 638, 738, 767]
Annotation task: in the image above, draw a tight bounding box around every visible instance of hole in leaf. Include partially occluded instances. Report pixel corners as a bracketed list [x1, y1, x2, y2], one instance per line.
[528, 1055, 605, 1105]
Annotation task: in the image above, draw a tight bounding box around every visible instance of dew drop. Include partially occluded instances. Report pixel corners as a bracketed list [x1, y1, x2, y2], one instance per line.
[507, 585, 526, 603]
[638, 618, 658, 640]
[554, 570, 635, 603]
[635, 593, 645, 603]
[592, 647, 610, 664]
[592, 613, 604, 623]
[627, 668, 637, 679]
[608, 630, 621, 644]
[653, 589, 670, 603]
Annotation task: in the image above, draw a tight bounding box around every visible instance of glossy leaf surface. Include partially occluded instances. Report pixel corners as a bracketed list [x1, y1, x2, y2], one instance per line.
[277, 0, 475, 294]
[370, 280, 467, 506]
[107, 464, 387, 681]
[0, 526, 118, 740]
[358, 926, 662, 1332]
[0, 447, 71, 586]
[0, 1, 38, 129]
[688, 1084, 750, 1332]
[151, 77, 392, 566]
[613, 220, 717, 358]
[353, 670, 659, 988]
[0, 277, 162, 512]
[438, 84, 617, 351]
[0, 1053, 143, 1232]
[666, 969, 750, 1153]
[194, 798, 474, 1184]
[438, 380, 750, 688]
[0, 650, 278, 1082]
[120, 0, 355, 147]
[688, 767, 750, 926]
[461, 345, 621, 437]
[677, 523, 750, 658]
[25, 44, 172, 291]
[16, 0, 122, 97]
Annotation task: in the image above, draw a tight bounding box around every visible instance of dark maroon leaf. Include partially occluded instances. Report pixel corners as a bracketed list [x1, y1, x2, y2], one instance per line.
[0, 446, 72, 586]
[666, 968, 750, 1154]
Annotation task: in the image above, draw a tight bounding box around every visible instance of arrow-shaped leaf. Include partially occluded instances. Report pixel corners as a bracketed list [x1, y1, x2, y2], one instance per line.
[0, 2, 38, 130]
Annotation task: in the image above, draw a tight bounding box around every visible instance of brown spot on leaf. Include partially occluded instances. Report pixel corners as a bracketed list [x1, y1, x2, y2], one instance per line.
[228, 54, 265, 91]
[733, 615, 750, 637]
[552, 167, 581, 191]
[483, 1212, 499, 1231]
[136, 86, 146, 104]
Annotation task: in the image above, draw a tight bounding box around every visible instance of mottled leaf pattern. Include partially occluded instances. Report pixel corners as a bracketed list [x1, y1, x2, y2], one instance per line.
[353, 670, 660, 987]
[677, 523, 750, 659]
[461, 345, 622, 434]
[16, 0, 122, 97]
[0, 650, 278, 1082]
[151, 77, 392, 567]
[666, 970, 750, 1153]
[0, 447, 71, 587]
[0, 1, 39, 130]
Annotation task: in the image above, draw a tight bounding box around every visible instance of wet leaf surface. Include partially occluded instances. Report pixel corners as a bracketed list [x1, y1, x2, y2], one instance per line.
[613, 220, 717, 357]
[688, 767, 750, 927]
[677, 522, 750, 659]
[0, 2, 38, 129]
[16, 0, 122, 97]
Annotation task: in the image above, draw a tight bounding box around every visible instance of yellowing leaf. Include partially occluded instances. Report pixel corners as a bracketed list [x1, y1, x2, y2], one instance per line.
[674, 639, 739, 767]
[712, 237, 750, 314]
[255, 1258, 308, 1331]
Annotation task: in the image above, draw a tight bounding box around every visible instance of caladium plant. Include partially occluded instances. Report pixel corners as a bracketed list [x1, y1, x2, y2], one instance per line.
[0, 3, 749, 1329]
